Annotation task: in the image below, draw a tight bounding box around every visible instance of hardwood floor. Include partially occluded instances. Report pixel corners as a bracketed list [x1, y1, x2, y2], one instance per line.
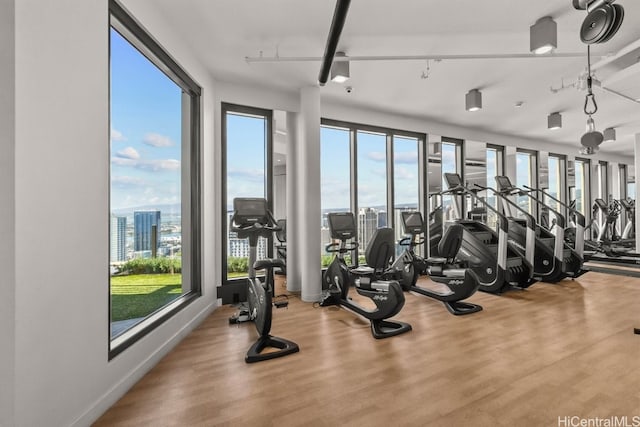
[94, 272, 640, 426]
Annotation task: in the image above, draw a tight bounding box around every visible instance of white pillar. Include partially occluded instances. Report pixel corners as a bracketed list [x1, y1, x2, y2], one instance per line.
[285, 111, 300, 293]
[297, 87, 322, 301]
[635, 134, 640, 253]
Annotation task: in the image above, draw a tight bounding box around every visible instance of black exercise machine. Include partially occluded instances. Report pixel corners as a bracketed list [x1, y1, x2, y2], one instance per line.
[443, 173, 536, 293]
[320, 212, 412, 339]
[493, 177, 586, 280]
[229, 198, 299, 363]
[275, 218, 287, 275]
[392, 211, 482, 315]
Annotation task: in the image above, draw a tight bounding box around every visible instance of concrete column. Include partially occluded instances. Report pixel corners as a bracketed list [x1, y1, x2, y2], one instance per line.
[297, 87, 322, 301]
[635, 134, 640, 253]
[286, 111, 300, 293]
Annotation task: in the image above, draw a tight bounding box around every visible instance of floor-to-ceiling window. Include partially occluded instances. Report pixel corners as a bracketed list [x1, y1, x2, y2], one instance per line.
[628, 164, 636, 200]
[109, 1, 201, 356]
[223, 104, 272, 281]
[320, 125, 351, 266]
[320, 119, 425, 265]
[547, 154, 565, 226]
[597, 161, 609, 202]
[516, 150, 537, 219]
[356, 130, 388, 258]
[393, 135, 421, 255]
[571, 158, 591, 233]
[441, 139, 462, 221]
[486, 145, 504, 228]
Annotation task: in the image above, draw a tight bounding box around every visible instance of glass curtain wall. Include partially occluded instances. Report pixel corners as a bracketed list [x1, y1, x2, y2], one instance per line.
[547, 155, 565, 226]
[320, 119, 425, 266]
[441, 140, 461, 221]
[516, 150, 538, 219]
[356, 131, 388, 260]
[109, 1, 201, 355]
[486, 146, 504, 228]
[571, 158, 590, 235]
[628, 165, 636, 200]
[320, 125, 352, 267]
[393, 135, 420, 256]
[223, 105, 271, 281]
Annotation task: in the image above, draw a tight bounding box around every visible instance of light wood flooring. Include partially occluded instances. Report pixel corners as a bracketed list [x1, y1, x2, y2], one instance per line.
[95, 272, 640, 426]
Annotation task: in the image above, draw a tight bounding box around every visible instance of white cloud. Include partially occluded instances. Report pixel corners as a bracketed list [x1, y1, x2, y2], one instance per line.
[111, 175, 146, 187]
[111, 156, 180, 172]
[111, 128, 126, 142]
[115, 146, 140, 160]
[367, 151, 386, 162]
[111, 157, 137, 167]
[394, 151, 418, 164]
[228, 168, 265, 182]
[143, 133, 174, 147]
[394, 166, 415, 180]
[143, 159, 180, 171]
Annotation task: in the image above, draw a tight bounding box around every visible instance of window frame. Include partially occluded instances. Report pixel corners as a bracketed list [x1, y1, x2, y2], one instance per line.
[108, 0, 202, 359]
[320, 118, 426, 264]
[220, 103, 274, 288]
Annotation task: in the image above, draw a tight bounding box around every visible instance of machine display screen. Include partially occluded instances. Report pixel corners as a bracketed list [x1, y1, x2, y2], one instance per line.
[495, 176, 513, 190]
[402, 211, 424, 233]
[444, 173, 462, 188]
[233, 197, 269, 226]
[328, 212, 356, 239]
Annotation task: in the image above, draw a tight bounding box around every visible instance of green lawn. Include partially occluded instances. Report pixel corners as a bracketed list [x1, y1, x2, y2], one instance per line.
[111, 274, 182, 322]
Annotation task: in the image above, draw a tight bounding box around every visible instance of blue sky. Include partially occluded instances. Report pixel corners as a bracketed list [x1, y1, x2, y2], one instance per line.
[110, 28, 182, 211]
[320, 127, 421, 211]
[226, 113, 267, 210]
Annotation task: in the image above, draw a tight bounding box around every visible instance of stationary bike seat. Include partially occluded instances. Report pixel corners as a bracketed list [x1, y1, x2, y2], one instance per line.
[254, 258, 286, 271]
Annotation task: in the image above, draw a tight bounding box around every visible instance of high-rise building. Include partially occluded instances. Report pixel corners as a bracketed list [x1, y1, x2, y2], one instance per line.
[134, 210, 161, 252]
[110, 215, 127, 262]
[358, 207, 378, 253]
[228, 212, 268, 259]
[377, 210, 387, 228]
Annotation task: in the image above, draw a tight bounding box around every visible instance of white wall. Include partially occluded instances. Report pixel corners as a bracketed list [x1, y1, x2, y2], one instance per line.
[0, 0, 16, 425]
[11, 1, 218, 426]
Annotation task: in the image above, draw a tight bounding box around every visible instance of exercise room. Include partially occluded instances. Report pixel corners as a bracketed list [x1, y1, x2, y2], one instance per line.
[2, 1, 640, 426]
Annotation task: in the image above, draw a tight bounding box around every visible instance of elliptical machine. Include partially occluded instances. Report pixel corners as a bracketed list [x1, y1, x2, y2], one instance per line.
[619, 199, 635, 240]
[392, 211, 482, 315]
[320, 212, 412, 339]
[229, 198, 299, 363]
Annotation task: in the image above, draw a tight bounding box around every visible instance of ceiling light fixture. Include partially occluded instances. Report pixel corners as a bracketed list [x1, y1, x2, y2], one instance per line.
[530, 16, 557, 55]
[548, 112, 562, 130]
[465, 89, 482, 111]
[603, 127, 616, 143]
[331, 52, 350, 83]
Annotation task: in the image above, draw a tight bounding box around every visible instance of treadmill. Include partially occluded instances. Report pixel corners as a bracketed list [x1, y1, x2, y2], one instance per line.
[443, 173, 536, 293]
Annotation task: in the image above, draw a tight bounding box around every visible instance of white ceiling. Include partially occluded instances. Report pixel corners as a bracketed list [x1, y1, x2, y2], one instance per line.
[139, 0, 640, 157]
